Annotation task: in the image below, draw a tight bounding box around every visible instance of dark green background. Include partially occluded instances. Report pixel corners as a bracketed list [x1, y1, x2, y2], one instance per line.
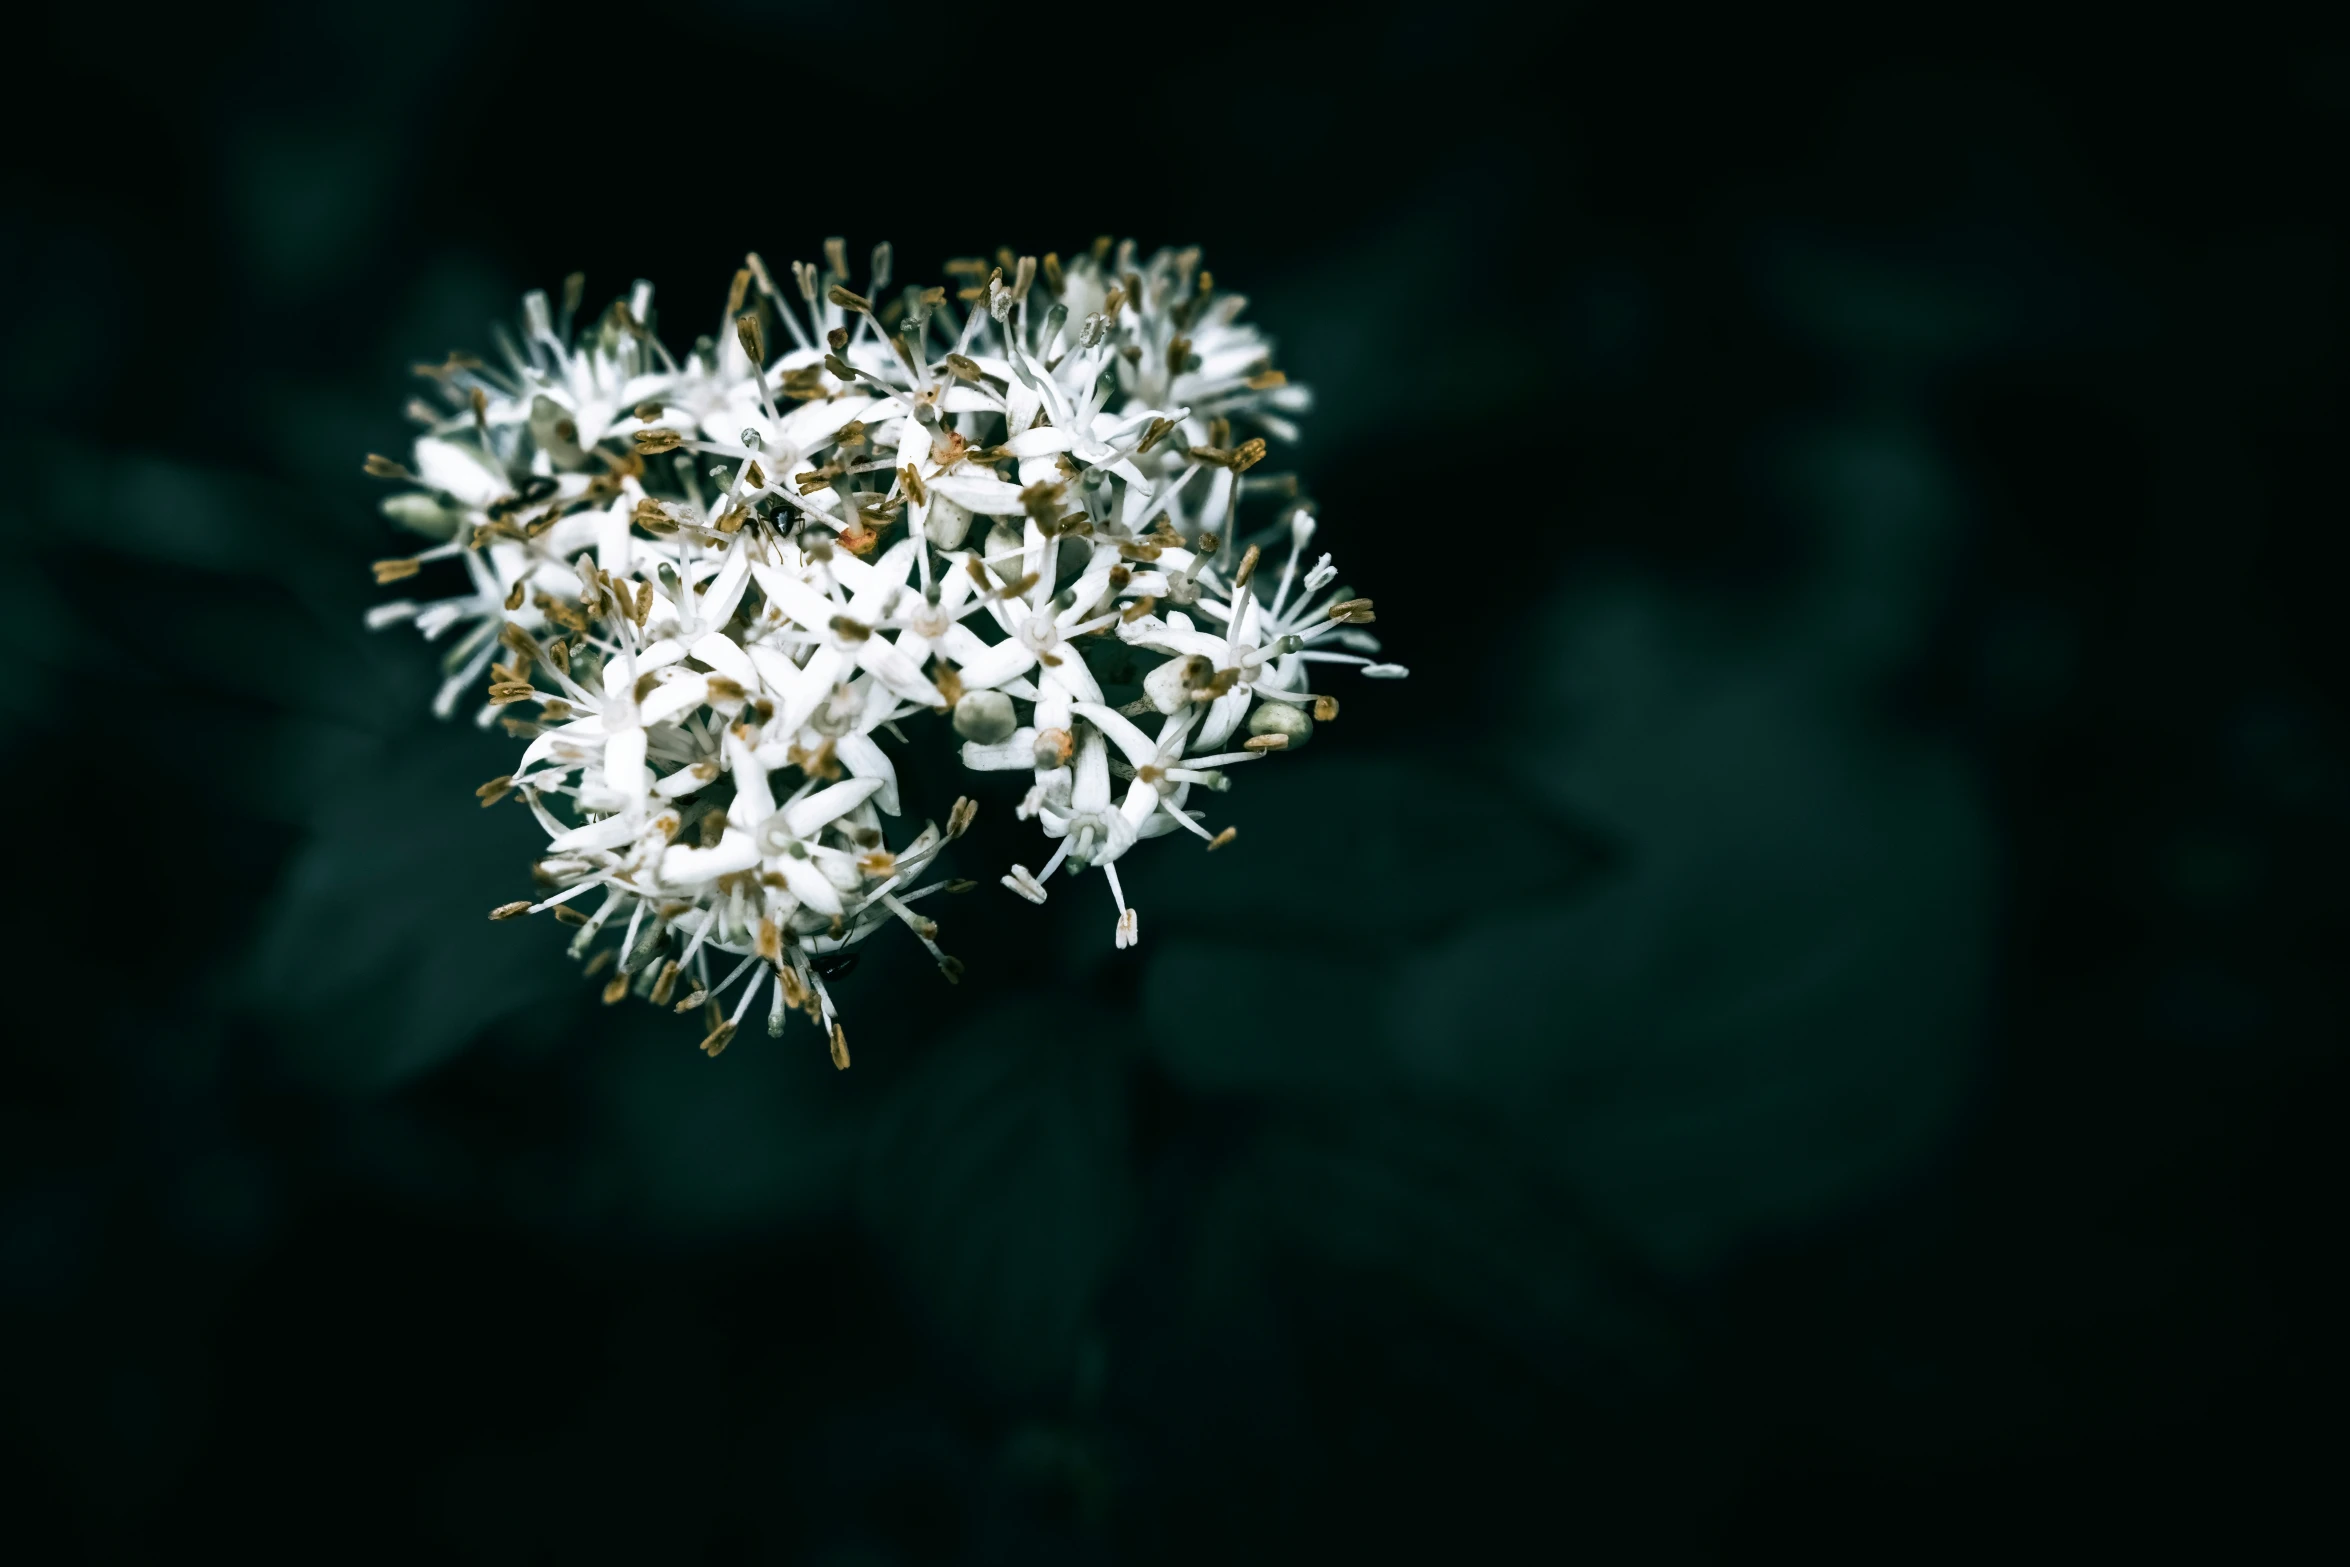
[4, 4, 2341, 1559]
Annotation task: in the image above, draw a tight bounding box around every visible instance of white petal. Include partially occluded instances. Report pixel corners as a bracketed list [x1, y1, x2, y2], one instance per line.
[689, 631, 758, 688]
[746, 640, 814, 713]
[779, 395, 875, 451]
[517, 716, 605, 775]
[934, 622, 994, 668]
[834, 730, 901, 815]
[1070, 702, 1159, 770]
[960, 729, 1039, 770]
[1055, 556, 1120, 627]
[1119, 621, 1223, 660]
[1040, 653, 1103, 707]
[824, 543, 884, 599]
[930, 474, 1030, 515]
[895, 416, 931, 472]
[1008, 426, 1076, 459]
[603, 726, 648, 797]
[852, 636, 942, 706]
[1193, 683, 1251, 751]
[547, 813, 640, 854]
[1072, 726, 1111, 813]
[638, 672, 708, 726]
[772, 851, 843, 915]
[748, 559, 841, 632]
[1120, 777, 1159, 829]
[954, 637, 1039, 690]
[783, 776, 885, 838]
[662, 830, 761, 883]
[594, 495, 632, 576]
[726, 729, 774, 827]
[653, 763, 718, 799]
[773, 644, 844, 736]
[412, 437, 507, 507]
[698, 541, 754, 631]
[846, 537, 921, 618]
[1033, 683, 1072, 734]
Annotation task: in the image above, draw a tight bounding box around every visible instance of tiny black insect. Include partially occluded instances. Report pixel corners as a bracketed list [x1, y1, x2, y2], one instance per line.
[811, 952, 860, 981]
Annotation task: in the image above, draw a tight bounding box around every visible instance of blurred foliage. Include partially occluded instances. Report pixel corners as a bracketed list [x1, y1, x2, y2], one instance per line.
[858, 1005, 1137, 1401]
[4, 2, 2345, 1560]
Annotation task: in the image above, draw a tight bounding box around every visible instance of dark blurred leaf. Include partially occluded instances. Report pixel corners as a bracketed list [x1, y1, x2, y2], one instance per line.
[242, 720, 575, 1093]
[1143, 941, 1384, 1099]
[44, 449, 309, 577]
[1203, 1100, 1682, 1381]
[1139, 544, 1990, 1280]
[1467, 582, 1989, 1272]
[0, 560, 79, 727]
[1774, 418, 1963, 684]
[229, 125, 397, 291]
[858, 1003, 1135, 1401]
[586, 1008, 866, 1238]
[1139, 753, 1592, 948]
[1761, 232, 2019, 376]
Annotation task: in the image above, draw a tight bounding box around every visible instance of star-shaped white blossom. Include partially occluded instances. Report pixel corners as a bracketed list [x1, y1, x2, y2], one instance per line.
[372, 240, 1402, 1057]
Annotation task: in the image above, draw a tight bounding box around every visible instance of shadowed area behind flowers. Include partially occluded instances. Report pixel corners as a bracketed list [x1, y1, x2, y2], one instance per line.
[3, 4, 2345, 1560]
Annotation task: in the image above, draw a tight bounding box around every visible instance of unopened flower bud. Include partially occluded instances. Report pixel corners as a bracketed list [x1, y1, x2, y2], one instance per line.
[952, 689, 1017, 744]
[925, 494, 973, 549]
[1246, 700, 1313, 749]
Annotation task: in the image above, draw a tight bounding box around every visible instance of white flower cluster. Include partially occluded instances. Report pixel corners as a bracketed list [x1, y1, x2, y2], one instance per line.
[367, 240, 1405, 1063]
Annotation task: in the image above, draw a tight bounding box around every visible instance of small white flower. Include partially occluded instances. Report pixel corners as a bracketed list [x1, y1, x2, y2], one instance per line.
[376, 241, 1400, 1056]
